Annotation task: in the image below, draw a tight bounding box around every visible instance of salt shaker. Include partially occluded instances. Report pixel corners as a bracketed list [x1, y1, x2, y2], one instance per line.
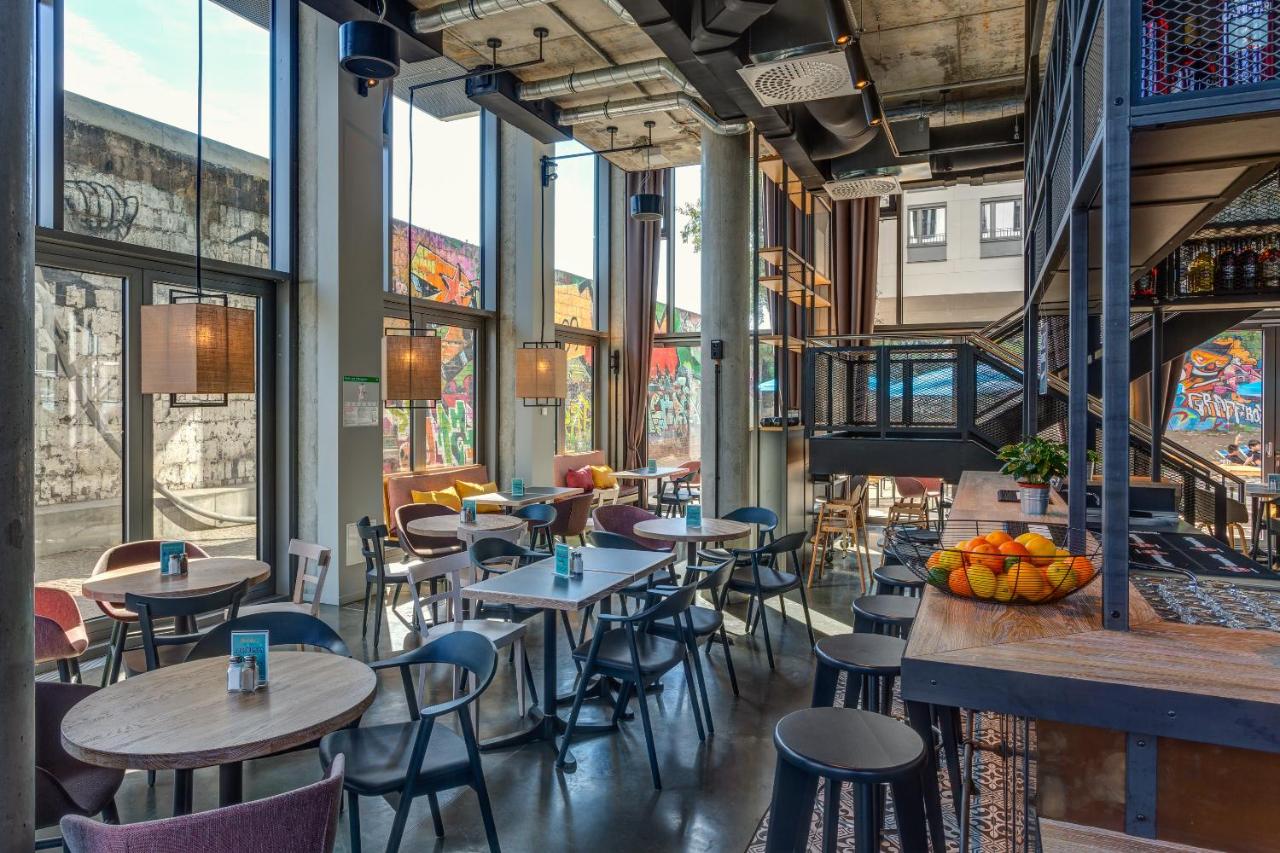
[167, 553, 183, 576]
[241, 655, 259, 693]
[570, 549, 584, 578]
[227, 655, 244, 693]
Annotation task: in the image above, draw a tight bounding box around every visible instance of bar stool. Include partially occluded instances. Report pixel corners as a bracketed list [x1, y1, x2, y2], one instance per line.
[811, 633, 905, 714]
[852, 594, 920, 638]
[873, 564, 924, 597]
[765, 707, 932, 853]
[880, 525, 939, 568]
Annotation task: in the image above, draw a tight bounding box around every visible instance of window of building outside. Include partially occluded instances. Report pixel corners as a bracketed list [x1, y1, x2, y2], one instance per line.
[908, 205, 947, 247]
[553, 140, 597, 328]
[649, 345, 701, 467]
[62, 0, 272, 267]
[980, 198, 1023, 241]
[390, 100, 482, 308]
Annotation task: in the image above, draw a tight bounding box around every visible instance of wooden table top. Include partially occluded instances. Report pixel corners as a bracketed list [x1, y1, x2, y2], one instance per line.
[469, 486, 584, 508]
[633, 517, 751, 543]
[614, 467, 688, 481]
[944, 470, 1070, 526]
[62, 652, 376, 770]
[460, 548, 674, 611]
[406, 513, 525, 538]
[79, 557, 271, 604]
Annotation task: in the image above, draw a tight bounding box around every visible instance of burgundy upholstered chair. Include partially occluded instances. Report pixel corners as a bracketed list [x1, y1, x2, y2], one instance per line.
[35, 586, 88, 683]
[548, 492, 593, 545]
[92, 540, 212, 685]
[592, 504, 673, 551]
[61, 756, 345, 853]
[36, 682, 123, 847]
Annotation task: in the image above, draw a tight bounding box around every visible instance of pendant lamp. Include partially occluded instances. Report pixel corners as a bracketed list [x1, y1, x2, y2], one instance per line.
[141, 0, 254, 401]
[385, 88, 442, 408]
[628, 121, 664, 222]
[516, 162, 567, 406]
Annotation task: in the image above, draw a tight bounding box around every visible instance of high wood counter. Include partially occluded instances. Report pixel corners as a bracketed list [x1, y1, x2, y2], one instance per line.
[901, 471, 1280, 851]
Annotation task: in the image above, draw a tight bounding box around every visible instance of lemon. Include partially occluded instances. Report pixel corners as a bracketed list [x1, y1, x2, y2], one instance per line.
[965, 565, 997, 598]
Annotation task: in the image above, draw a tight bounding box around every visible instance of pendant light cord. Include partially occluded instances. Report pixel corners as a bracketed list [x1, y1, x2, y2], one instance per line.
[407, 89, 416, 330]
[539, 177, 547, 339]
[195, 0, 204, 301]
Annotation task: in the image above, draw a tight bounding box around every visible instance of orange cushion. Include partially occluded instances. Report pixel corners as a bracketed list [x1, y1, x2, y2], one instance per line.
[411, 487, 461, 511]
[455, 480, 501, 513]
[588, 465, 618, 489]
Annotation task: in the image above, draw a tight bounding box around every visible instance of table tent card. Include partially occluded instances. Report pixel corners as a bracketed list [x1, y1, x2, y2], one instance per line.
[231, 630, 269, 685]
[159, 541, 186, 576]
[685, 503, 702, 528]
[511, 478, 525, 497]
[555, 543, 572, 578]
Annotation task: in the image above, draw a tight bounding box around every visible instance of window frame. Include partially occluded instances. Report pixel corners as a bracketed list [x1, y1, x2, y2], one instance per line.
[906, 203, 948, 248]
[555, 326, 603, 454]
[979, 196, 1023, 243]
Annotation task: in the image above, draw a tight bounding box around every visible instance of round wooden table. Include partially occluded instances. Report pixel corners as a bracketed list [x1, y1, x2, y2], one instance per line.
[62, 652, 376, 814]
[632, 516, 752, 567]
[406, 512, 525, 546]
[79, 557, 271, 604]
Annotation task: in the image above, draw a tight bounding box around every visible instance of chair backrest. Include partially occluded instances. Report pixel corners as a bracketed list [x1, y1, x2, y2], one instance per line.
[356, 516, 390, 580]
[127, 579, 249, 671]
[762, 531, 808, 570]
[62, 756, 345, 853]
[629, 580, 699, 628]
[549, 492, 593, 536]
[894, 477, 927, 499]
[36, 682, 122, 831]
[591, 485, 621, 508]
[469, 536, 542, 575]
[375, 630, 499, 721]
[587, 531, 652, 551]
[404, 552, 472, 632]
[723, 506, 779, 543]
[514, 503, 556, 527]
[695, 558, 737, 610]
[395, 502, 463, 557]
[186, 611, 352, 661]
[91, 540, 213, 620]
[678, 460, 702, 484]
[593, 504, 663, 545]
[286, 539, 332, 614]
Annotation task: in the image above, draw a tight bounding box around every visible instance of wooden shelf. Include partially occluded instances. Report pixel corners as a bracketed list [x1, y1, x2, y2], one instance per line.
[757, 334, 806, 353]
[759, 274, 831, 308]
[758, 246, 812, 270]
[758, 157, 813, 213]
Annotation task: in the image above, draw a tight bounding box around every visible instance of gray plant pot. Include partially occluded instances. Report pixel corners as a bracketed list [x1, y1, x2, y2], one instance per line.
[1020, 484, 1050, 515]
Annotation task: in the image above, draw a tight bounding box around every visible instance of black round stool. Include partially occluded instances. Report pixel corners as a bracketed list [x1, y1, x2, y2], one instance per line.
[852, 594, 920, 638]
[873, 563, 925, 597]
[812, 633, 905, 715]
[765, 707, 932, 853]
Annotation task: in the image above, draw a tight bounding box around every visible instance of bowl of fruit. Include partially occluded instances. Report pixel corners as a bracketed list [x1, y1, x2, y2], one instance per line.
[886, 522, 1099, 605]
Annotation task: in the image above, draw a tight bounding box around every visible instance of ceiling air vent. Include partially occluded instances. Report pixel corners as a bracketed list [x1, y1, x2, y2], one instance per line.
[823, 175, 901, 200]
[737, 48, 858, 106]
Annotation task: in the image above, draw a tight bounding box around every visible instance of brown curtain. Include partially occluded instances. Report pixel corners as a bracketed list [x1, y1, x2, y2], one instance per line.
[831, 198, 881, 336]
[622, 169, 667, 469]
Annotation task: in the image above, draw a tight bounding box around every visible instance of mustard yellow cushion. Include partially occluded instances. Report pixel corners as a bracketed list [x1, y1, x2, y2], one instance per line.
[454, 480, 501, 513]
[411, 487, 461, 511]
[588, 465, 618, 489]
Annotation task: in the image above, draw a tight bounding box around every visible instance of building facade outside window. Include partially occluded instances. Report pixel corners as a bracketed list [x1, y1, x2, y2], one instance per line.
[980, 197, 1023, 259]
[907, 204, 947, 262]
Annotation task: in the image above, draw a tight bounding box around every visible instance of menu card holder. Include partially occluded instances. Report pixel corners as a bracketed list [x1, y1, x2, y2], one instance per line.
[231, 630, 269, 686]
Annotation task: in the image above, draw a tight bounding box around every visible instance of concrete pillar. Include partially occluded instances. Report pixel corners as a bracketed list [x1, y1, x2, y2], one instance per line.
[296, 6, 385, 604]
[496, 126, 557, 486]
[0, 0, 36, 847]
[699, 131, 752, 516]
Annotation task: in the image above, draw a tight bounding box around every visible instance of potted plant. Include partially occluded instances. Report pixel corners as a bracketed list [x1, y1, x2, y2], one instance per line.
[996, 437, 1070, 515]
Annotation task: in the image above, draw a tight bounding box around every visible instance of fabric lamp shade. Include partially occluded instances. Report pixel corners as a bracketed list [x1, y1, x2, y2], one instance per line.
[382, 333, 442, 402]
[140, 303, 256, 395]
[516, 345, 567, 400]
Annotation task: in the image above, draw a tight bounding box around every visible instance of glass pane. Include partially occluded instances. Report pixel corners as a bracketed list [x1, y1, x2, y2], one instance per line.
[34, 266, 124, 609]
[151, 282, 259, 557]
[755, 341, 778, 417]
[382, 317, 412, 474]
[673, 165, 702, 327]
[654, 238, 669, 334]
[425, 325, 477, 468]
[648, 345, 702, 466]
[1168, 329, 1264, 483]
[62, 0, 271, 267]
[390, 102, 481, 308]
[564, 342, 595, 453]
[553, 141, 597, 328]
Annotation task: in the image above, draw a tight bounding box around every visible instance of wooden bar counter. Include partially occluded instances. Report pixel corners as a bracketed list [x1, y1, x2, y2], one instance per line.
[901, 471, 1280, 851]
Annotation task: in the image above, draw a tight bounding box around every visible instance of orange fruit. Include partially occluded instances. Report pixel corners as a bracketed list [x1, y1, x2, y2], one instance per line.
[998, 541, 1030, 557]
[969, 543, 1004, 572]
[948, 568, 973, 597]
[965, 565, 997, 598]
[926, 551, 942, 568]
[1069, 556, 1096, 585]
[1006, 565, 1048, 601]
[985, 530, 1013, 546]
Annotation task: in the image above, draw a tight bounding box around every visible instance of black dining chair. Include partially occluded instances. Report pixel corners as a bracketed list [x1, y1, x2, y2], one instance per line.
[356, 516, 418, 650]
[125, 579, 250, 675]
[730, 531, 816, 669]
[696, 505, 779, 566]
[513, 503, 556, 552]
[648, 557, 739, 698]
[556, 581, 706, 789]
[186, 611, 352, 660]
[587, 531, 680, 616]
[468, 537, 580, 667]
[319, 630, 501, 853]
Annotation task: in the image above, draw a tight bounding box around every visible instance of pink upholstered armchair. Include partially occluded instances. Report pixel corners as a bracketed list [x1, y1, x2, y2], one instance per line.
[35, 585, 88, 683]
[592, 504, 673, 551]
[61, 756, 345, 853]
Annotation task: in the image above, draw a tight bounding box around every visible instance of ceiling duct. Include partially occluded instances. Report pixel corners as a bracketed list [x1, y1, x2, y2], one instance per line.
[737, 46, 861, 106]
[411, 0, 633, 32]
[557, 93, 750, 135]
[518, 58, 698, 101]
[823, 173, 901, 200]
[467, 69, 571, 143]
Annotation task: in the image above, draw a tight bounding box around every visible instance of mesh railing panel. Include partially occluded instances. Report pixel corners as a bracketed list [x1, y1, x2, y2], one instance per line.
[1140, 0, 1280, 99]
[1049, 127, 1074, 237]
[807, 348, 877, 431]
[1083, 15, 1105, 146]
[888, 348, 959, 427]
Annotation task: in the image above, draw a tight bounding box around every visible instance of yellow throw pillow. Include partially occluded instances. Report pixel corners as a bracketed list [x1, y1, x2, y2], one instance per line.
[411, 487, 461, 511]
[588, 465, 618, 489]
[454, 480, 501, 513]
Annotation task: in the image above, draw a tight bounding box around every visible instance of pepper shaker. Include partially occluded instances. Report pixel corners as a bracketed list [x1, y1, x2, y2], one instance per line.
[241, 655, 259, 693]
[570, 549, 584, 578]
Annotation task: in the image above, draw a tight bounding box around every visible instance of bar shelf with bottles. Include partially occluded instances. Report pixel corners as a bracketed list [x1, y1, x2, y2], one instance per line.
[1141, 0, 1280, 99]
[1132, 234, 1280, 300]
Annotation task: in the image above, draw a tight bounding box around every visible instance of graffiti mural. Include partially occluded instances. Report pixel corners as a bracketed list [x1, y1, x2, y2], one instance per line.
[390, 223, 480, 308]
[1168, 332, 1263, 432]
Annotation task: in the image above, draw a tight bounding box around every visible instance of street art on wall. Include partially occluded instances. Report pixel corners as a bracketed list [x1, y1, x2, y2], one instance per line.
[1168, 332, 1263, 432]
[390, 223, 480, 308]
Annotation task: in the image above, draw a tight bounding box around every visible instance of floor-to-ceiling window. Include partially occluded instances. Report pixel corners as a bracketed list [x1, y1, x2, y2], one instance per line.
[386, 96, 485, 469]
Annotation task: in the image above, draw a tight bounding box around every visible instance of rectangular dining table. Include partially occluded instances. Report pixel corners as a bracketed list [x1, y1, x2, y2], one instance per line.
[460, 547, 675, 767]
[469, 485, 584, 510]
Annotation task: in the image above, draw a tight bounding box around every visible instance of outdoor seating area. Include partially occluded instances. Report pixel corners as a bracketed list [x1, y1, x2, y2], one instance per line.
[10, 0, 1280, 852]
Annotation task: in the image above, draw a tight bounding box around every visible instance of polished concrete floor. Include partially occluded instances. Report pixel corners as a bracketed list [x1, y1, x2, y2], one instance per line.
[53, 535, 886, 853]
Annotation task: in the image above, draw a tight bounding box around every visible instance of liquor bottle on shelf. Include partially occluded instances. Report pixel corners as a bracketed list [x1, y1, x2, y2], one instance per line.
[1215, 240, 1239, 291]
[1238, 239, 1261, 289]
[1188, 241, 1215, 293]
[1134, 269, 1155, 298]
[1142, 0, 1172, 96]
[1262, 239, 1280, 288]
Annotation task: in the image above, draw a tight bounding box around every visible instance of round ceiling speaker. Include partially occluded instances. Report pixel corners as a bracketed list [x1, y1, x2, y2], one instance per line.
[339, 19, 400, 80]
[629, 193, 664, 222]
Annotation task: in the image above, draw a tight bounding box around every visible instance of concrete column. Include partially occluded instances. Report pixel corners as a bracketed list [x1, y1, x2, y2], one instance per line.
[700, 131, 752, 516]
[496, 126, 556, 486]
[0, 0, 36, 847]
[296, 7, 385, 604]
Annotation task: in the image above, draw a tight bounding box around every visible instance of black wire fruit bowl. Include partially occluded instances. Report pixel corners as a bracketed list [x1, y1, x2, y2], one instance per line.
[885, 521, 1101, 605]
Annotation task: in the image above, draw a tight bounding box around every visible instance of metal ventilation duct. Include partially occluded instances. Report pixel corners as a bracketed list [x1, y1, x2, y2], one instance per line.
[557, 93, 749, 135]
[411, 0, 632, 33]
[737, 47, 858, 106]
[518, 58, 698, 101]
